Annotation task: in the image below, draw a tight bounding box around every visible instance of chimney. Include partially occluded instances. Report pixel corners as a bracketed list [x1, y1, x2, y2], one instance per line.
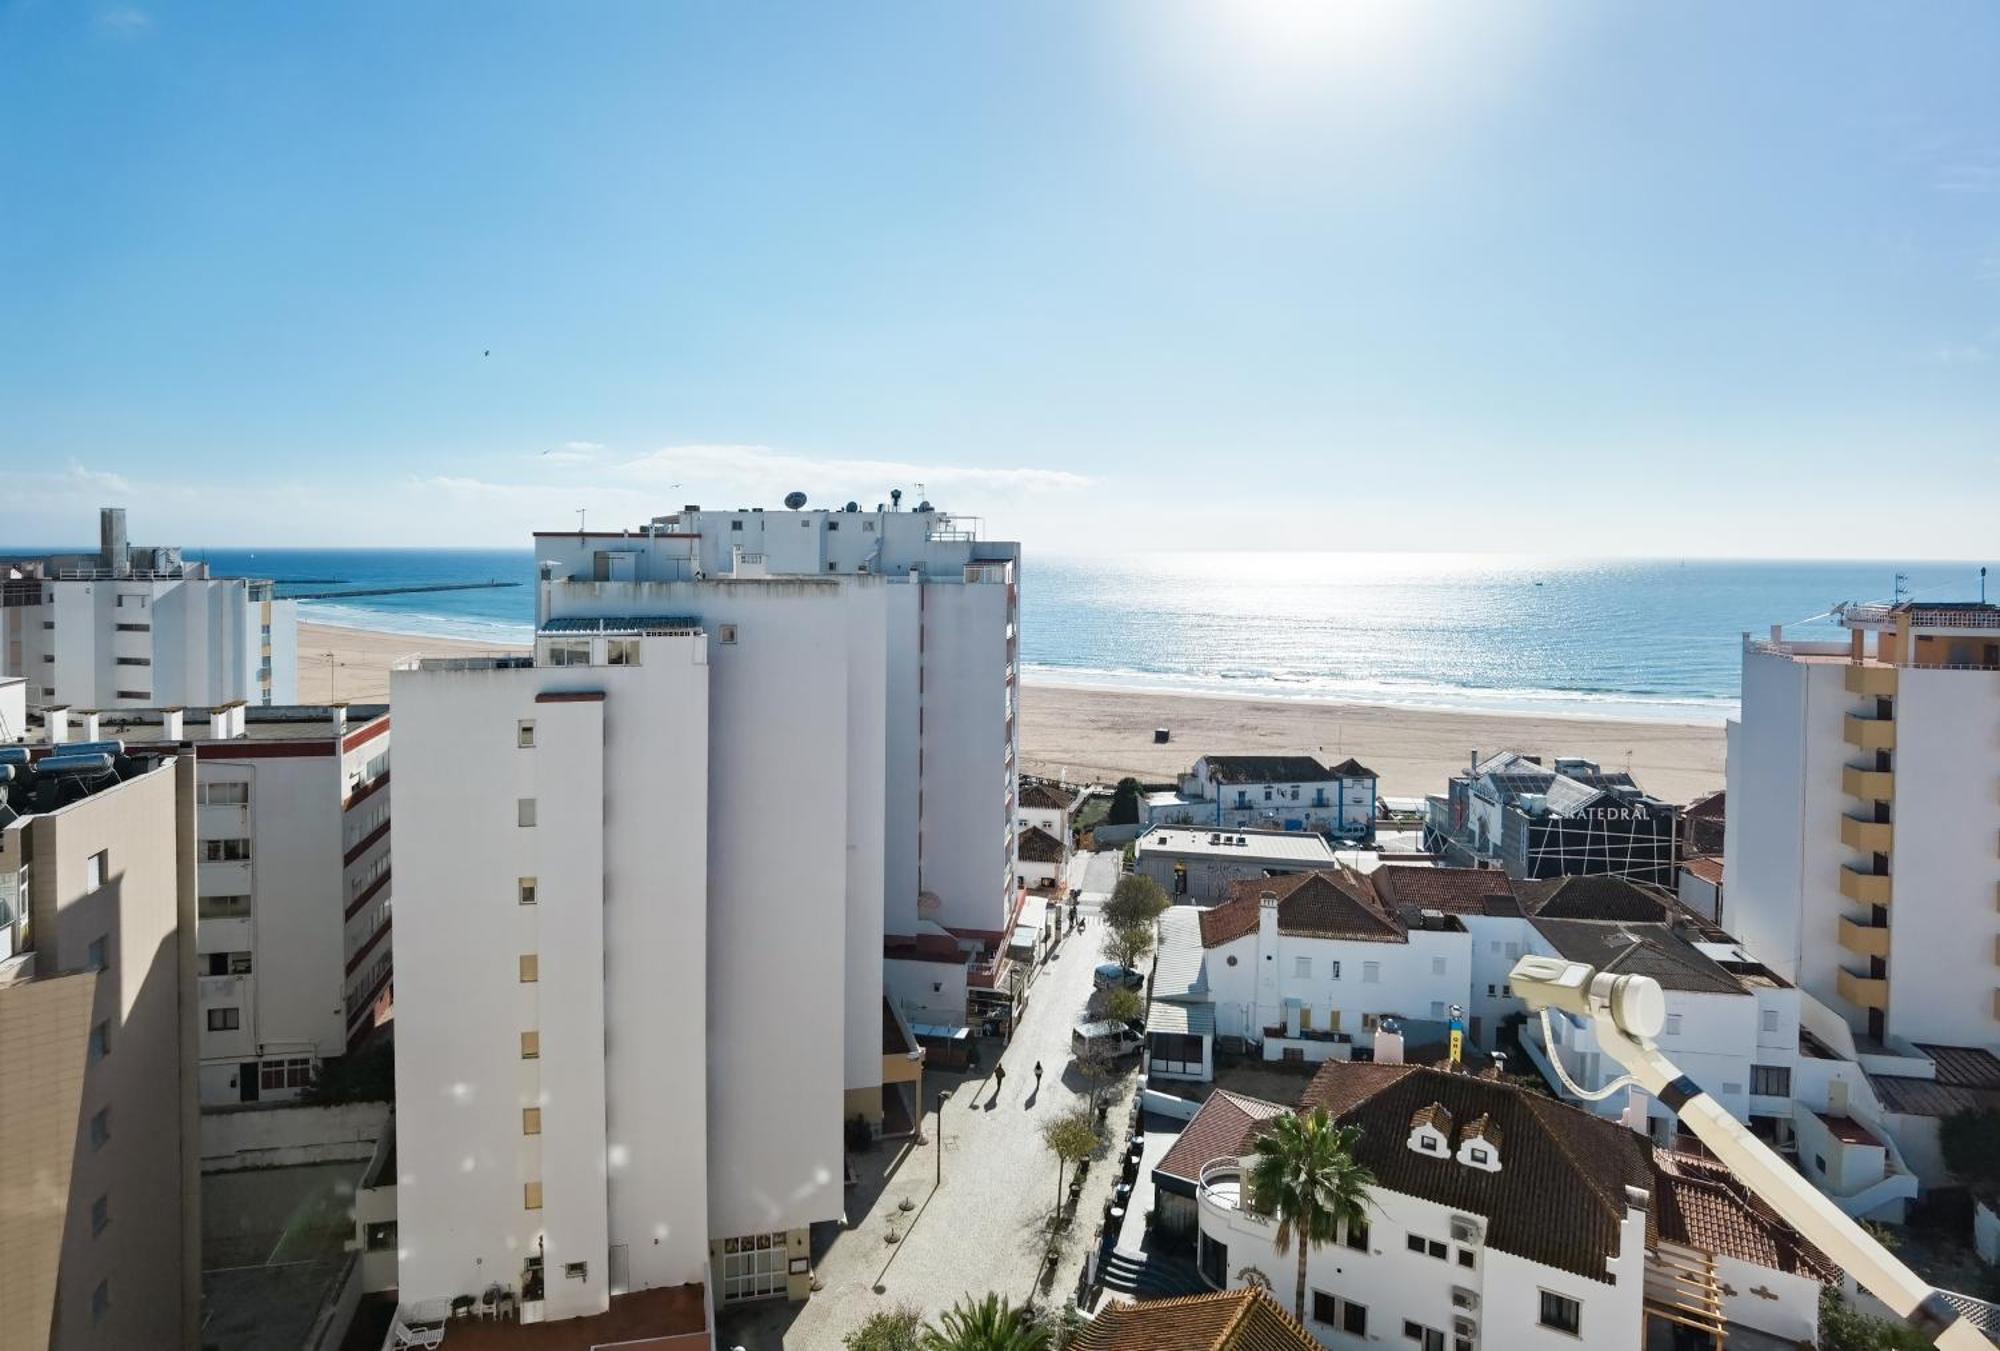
[329, 703, 348, 739]
[80, 710, 101, 743]
[1620, 1086, 1651, 1135]
[160, 707, 184, 741]
[1469, 748, 1479, 773]
[44, 706, 70, 745]
[100, 507, 129, 577]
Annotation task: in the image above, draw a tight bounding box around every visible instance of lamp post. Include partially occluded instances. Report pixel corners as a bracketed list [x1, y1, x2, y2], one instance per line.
[934, 1089, 951, 1188]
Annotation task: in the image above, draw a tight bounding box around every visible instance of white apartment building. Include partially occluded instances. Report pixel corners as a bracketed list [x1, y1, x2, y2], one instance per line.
[390, 499, 1021, 1328]
[1, 508, 298, 713]
[0, 747, 200, 1351]
[1728, 602, 2000, 1054]
[1157, 1061, 1830, 1350]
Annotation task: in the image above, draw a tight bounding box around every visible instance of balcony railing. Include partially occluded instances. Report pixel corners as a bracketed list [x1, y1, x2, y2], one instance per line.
[1845, 664, 1898, 696]
[1198, 1159, 1251, 1216]
[1844, 714, 1896, 752]
[1837, 916, 1890, 960]
[1843, 766, 1894, 801]
[1839, 866, 1892, 907]
[1837, 967, 1887, 1011]
[1840, 815, 1893, 853]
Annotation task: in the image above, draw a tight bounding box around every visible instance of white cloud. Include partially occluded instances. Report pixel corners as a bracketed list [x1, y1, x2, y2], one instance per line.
[94, 5, 152, 37]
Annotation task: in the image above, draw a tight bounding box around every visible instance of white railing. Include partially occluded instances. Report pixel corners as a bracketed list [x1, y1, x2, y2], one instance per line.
[1841, 603, 2000, 630]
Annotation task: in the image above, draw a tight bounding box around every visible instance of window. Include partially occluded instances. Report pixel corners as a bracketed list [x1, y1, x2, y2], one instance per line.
[1814, 1154, 1827, 1174]
[1503, 941, 1520, 958]
[517, 799, 537, 828]
[1362, 961, 1380, 984]
[90, 1108, 111, 1149]
[208, 1007, 241, 1032]
[1407, 1234, 1426, 1254]
[827, 519, 840, 531]
[91, 1194, 109, 1235]
[544, 640, 590, 667]
[1502, 983, 1512, 998]
[1344, 1302, 1369, 1337]
[1264, 786, 1273, 800]
[87, 935, 108, 971]
[1722, 1081, 1744, 1097]
[1751, 1065, 1792, 1097]
[365, 1221, 397, 1251]
[1487, 984, 1497, 997]
[1432, 956, 1446, 975]
[518, 720, 536, 748]
[200, 893, 251, 919]
[90, 1021, 111, 1060]
[91, 1279, 110, 1323]
[1539, 1291, 1581, 1336]
[199, 781, 249, 805]
[564, 1261, 589, 1280]
[1428, 1238, 1447, 1259]
[606, 638, 640, 666]
[524, 1181, 543, 1210]
[1329, 960, 1341, 979]
[1761, 1007, 1780, 1034]
[203, 838, 251, 862]
[1294, 956, 1311, 978]
[87, 850, 107, 890]
[731, 519, 743, 531]
[1344, 1217, 1369, 1250]
[1663, 1013, 1682, 1037]
[1312, 1290, 1338, 1325]
[519, 877, 538, 905]
[523, 1107, 542, 1135]
[1404, 1323, 1445, 1351]
[114, 622, 149, 633]
[519, 954, 539, 982]
[718, 623, 739, 645]
[521, 1030, 540, 1059]
[114, 656, 150, 666]
[1458, 1247, 1476, 1267]
[1430, 1001, 1447, 1019]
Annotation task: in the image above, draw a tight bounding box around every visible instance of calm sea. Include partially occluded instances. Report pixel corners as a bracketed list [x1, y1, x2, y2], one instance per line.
[135, 549, 1991, 724]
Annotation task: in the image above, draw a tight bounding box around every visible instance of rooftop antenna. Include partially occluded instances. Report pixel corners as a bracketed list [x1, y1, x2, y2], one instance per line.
[576, 508, 587, 539]
[1982, 567, 1988, 605]
[1893, 571, 1911, 604]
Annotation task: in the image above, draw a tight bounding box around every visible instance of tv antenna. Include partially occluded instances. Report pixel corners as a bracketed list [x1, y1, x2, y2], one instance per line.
[576, 508, 588, 536]
[1893, 571, 1911, 603]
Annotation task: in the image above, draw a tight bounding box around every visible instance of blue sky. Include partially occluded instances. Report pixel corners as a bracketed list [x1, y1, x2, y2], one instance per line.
[2, 2, 1996, 554]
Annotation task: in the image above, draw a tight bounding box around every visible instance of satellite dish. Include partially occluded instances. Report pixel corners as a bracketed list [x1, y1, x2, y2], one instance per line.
[784, 491, 808, 510]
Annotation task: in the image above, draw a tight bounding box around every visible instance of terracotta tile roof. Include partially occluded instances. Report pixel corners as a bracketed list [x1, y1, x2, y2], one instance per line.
[1683, 790, 1726, 821]
[1199, 755, 1337, 784]
[1368, 866, 1516, 915]
[1682, 856, 1725, 887]
[1156, 1090, 1290, 1183]
[1073, 1289, 1321, 1351]
[1323, 756, 1378, 780]
[1020, 780, 1080, 811]
[1202, 870, 1403, 948]
[1017, 825, 1065, 863]
[1298, 1061, 1655, 1282]
[1515, 875, 1676, 922]
[1651, 1152, 1836, 1281]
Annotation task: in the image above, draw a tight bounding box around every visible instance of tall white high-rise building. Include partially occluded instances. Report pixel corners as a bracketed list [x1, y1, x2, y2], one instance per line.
[1, 507, 298, 712]
[390, 498, 1019, 1327]
[1728, 601, 2000, 1051]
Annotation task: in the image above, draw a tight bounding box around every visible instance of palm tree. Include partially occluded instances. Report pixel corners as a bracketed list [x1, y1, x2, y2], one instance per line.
[1245, 1108, 1374, 1325]
[923, 1294, 1049, 1351]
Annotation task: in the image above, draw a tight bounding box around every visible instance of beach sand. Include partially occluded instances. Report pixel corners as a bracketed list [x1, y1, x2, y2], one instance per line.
[301, 622, 1727, 801]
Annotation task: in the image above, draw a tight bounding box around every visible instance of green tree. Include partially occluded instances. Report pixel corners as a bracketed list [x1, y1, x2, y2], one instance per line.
[846, 1305, 925, 1351]
[1818, 1287, 1932, 1351]
[1106, 778, 1142, 826]
[1246, 1109, 1375, 1325]
[1940, 1107, 2000, 1202]
[1101, 923, 1153, 973]
[923, 1294, 1049, 1351]
[1101, 986, 1145, 1028]
[1040, 1108, 1100, 1216]
[1103, 874, 1169, 933]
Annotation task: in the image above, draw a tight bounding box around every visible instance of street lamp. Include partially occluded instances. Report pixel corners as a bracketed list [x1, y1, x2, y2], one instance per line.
[934, 1089, 951, 1188]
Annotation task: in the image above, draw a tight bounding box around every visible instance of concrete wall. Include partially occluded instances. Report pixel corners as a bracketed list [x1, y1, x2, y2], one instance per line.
[199, 1100, 390, 1172]
[1716, 1255, 1819, 1344]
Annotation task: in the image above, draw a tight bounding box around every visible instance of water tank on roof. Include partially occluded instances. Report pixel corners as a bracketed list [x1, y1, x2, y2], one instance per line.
[37, 752, 115, 775]
[64, 740, 126, 758]
[916, 500, 933, 512]
[0, 747, 29, 766]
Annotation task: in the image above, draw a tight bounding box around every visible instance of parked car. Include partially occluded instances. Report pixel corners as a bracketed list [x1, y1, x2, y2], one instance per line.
[1093, 962, 1144, 992]
[1073, 1019, 1145, 1061]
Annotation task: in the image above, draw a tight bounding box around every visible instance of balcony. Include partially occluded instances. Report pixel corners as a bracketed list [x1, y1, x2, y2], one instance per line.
[1839, 866, 1892, 907]
[1844, 714, 1896, 752]
[1845, 664, 1898, 697]
[1837, 967, 1888, 1011]
[1837, 916, 1890, 960]
[1840, 815, 1894, 853]
[1843, 766, 1894, 802]
[1198, 1159, 1265, 1225]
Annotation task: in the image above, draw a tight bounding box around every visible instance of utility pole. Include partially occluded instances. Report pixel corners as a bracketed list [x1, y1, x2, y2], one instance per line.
[324, 651, 337, 704]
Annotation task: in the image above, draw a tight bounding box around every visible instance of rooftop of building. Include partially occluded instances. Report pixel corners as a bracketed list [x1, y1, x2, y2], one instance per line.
[1196, 754, 1373, 784]
[1869, 1045, 2000, 1118]
[1135, 825, 1337, 863]
[1683, 855, 1726, 887]
[402, 1285, 708, 1351]
[0, 743, 176, 826]
[1205, 869, 1412, 947]
[1528, 918, 1750, 996]
[1017, 825, 1065, 863]
[1018, 779, 1083, 811]
[1516, 874, 1679, 923]
[7, 703, 389, 748]
[1366, 864, 1518, 915]
[1071, 1289, 1321, 1351]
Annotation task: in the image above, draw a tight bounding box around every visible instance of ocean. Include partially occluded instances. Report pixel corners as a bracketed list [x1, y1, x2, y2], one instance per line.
[164, 548, 1985, 724]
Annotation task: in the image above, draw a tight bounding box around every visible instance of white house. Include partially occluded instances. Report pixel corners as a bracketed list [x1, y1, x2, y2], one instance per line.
[1156, 755, 1377, 838]
[0, 507, 298, 712]
[1156, 1060, 1831, 1350]
[1017, 778, 1080, 843]
[1196, 870, 1471, 1062]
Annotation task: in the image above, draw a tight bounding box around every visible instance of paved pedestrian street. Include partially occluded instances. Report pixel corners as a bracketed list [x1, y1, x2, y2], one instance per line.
[719, 850, 1135, 1349]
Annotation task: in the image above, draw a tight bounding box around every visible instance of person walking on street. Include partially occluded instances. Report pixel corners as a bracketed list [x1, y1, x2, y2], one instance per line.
[1034, 1060, 1044, 1086]
[993, 1063, 1006, 1099]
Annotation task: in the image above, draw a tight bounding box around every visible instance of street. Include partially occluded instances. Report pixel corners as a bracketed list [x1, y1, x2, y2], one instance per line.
[720, 848, 1132, 1349]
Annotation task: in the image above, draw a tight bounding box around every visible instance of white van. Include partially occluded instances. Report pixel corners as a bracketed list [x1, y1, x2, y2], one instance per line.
[1072, 1019, 1145, 1061]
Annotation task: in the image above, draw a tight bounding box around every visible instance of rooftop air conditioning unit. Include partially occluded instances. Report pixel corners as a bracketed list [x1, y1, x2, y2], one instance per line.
[1449, 1216, 1481, 1245]
[1453, 1315, 1478, 1341]
[1452, 1287, 1479, 1312]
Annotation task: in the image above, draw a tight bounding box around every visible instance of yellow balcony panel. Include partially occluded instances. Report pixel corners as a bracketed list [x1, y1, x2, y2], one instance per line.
[1839, 866, 1892, 907]
[1844, 766, 1895, 801]
[1844, 714, 1897, 751]
[1838, 967, 1888, 1012]
[1844, 664, 1898, 697]
[1838, 916, 1891, 960]
[1840, 815, 1894, 853]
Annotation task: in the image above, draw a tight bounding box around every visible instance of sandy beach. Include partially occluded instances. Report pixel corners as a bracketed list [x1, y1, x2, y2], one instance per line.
[301, 621, 1726, 802]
